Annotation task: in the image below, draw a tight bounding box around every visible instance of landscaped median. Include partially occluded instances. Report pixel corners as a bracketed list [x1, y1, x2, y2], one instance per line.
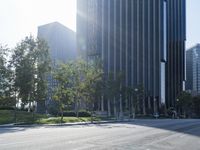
[0, 110, 102, 125]
[35, 117, 101, 124]
[1, 110, 168, 126]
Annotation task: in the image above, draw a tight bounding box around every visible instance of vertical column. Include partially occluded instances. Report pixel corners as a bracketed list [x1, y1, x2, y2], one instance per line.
[153, 0, 157, 113]
[136, 0, 140, 84]
[108, 0, 111, 74]
[101, 0, 105, 112]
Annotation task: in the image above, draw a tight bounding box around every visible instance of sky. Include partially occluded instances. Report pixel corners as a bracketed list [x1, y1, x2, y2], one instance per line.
[0, 0, 76, 48]
[0, 0, 199, 49]
[187, 0, 200, 49]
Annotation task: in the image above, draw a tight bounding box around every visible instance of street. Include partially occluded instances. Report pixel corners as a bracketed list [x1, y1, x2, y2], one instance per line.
[0, 119, 200, 150]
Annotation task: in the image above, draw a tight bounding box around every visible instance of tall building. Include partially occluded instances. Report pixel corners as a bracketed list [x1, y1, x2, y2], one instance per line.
[37, 22, 76, 113]
[77, 0, 186, 114]
[38, 22, 76, 62]
[186, 44, 200, 95]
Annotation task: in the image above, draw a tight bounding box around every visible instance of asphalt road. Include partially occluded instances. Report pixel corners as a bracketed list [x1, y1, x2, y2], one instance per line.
[0, 119, 200, 150]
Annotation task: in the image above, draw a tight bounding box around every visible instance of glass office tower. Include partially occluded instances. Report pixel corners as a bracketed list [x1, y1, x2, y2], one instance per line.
[77, 0, 186, 114]
[186, 44, 200, 95]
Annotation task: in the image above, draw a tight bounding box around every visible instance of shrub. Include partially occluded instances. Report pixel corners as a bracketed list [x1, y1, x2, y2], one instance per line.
[58, 110, 91, 117]
[0, 106, 14, 110]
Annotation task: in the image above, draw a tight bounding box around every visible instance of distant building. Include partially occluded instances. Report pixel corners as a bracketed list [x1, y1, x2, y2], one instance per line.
[77, 0, 186, 114]
[186, 44, 200, 95]
[37, 22, 76, 113]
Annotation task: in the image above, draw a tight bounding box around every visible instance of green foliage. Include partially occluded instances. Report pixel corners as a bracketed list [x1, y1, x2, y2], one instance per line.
[53, 63, 74, 107]
[177, 91, 193, 117]
[126, 85, 144, 107]
[0, 110, 100, 125]
[52, 58, 104, 121]
[11, 36, 51, 108]
[192, 96, 200, 117]
[36, 116, 101, 124]
[82, 59, 104, 110]
[58, 111, 91, 117]
[177, 91, 192, 109]
[53, 62, 77, 121]
[0, 45, 14, 107]
[104, 72, 122, 101]
[0, 110, 47, 125]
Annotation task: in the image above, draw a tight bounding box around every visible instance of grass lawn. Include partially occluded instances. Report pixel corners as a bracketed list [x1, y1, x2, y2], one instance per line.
[0, 110, 101, 125]
[0, 110, 47, 125]
[36, 116, 101, 124]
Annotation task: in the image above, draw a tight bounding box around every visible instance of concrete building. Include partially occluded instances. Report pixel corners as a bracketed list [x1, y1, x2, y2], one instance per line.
[186, 44, 200, 95]
[37, 22, 76, 113]
[77, 0, 186, 115]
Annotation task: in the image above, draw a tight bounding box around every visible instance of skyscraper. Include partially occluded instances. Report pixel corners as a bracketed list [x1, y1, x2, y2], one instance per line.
[186, 44, 200, 95]
[37, 22, 76, 113]
[77, 0, 186, 114]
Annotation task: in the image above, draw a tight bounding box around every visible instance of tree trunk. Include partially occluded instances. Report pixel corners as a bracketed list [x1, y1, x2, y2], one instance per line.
[113, 98, 117, 117]
[91, 111, 93, 123]
[119, 96, 123, 119]
[148, 96, 151, 110]
[183, 108, 186, 118]
[32, 110, 35, 123]
[136, 96, 140, 114]
[28, 94, 31, 112]
[98, 98, 100, 111]
[14, 92, 17, 123]
[142, 97, 146, 115]
[60, 108, 63, 123]
[107, 99, 111, 117]
[101, 95, 104, 111]
[91, 103, 94, 123]
[28, 102, 31, 112]
[76, 100, 79, 118]
[14, 106, 17, 123]
[132, 106, 136, 119]
[153, 98, 157, 114]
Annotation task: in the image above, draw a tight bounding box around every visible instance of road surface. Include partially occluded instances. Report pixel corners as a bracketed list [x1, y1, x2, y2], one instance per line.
[0, 119, 200, 150]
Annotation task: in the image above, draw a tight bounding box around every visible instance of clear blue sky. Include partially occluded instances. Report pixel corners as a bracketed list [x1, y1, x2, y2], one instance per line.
[187, 0, 200, 48]
[0, 0, 199, 49]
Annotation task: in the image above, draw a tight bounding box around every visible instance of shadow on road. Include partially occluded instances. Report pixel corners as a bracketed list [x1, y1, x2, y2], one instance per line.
[0, 127, 27, 134]
[0, 119, 200, 138]
[105, 119, 200, 138]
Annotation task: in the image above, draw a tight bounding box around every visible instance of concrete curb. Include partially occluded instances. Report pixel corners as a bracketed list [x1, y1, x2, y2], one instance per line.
[0, 119, 136, 128]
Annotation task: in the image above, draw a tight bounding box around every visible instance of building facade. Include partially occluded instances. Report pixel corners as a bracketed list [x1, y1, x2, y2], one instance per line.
[186, 44, 200, 95]
[37, 22, 76, 113]
[77, 0, 186, 114]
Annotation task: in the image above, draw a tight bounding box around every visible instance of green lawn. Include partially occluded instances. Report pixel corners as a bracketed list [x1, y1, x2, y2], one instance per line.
[0, 110, 101, 125]
[36, 116, 101, 124]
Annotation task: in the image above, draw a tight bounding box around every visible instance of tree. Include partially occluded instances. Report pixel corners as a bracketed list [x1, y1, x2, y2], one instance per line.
[11, 36, 50, 115]
[0, 45, 15, 107]
[177, 91, 192, 118]
[70, 59, 87, 117]
[103, 72, 123, 118]
[33, 38, 51, 114]
[125, 84, 145, 118]
[104, 72, 116, 117]
[192, 96, 200, 117]
[126, 87, 138, 118]
[53, 63, 74, 122]
[82, 59, 104, 122]
[137, 84, 145, 115]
